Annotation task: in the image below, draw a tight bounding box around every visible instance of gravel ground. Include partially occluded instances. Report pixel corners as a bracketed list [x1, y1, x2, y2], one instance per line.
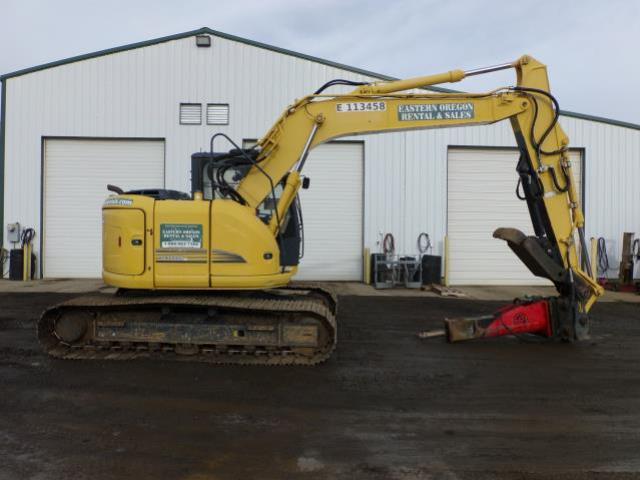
[1, 292, 640, 479]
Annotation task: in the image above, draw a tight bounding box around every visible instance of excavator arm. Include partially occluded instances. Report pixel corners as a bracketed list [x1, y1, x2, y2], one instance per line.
[236, 55, 604, 340]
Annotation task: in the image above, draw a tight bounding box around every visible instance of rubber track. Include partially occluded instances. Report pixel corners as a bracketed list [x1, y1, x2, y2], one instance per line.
[38, 286, 337, 366]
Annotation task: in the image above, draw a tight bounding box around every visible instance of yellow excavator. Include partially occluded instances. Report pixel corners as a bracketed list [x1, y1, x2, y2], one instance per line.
[39, 55, 604, 364]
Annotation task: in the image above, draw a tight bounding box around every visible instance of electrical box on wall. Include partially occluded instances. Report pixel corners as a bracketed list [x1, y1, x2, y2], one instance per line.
[6, 223, 21, 244]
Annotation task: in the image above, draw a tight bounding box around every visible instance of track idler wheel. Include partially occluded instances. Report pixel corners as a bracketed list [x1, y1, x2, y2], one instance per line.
[55, 311, 90, 344]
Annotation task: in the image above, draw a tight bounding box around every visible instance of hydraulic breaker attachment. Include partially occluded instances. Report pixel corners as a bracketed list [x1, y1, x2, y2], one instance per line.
[444, 297, 589, 343]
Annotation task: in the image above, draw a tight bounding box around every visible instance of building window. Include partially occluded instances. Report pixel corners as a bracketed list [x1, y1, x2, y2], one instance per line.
[180, 103, 202, 125]
[207, 104, 229, 125]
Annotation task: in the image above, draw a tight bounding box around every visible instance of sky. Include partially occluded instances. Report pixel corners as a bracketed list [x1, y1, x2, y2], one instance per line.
[1, 0, 639, 124]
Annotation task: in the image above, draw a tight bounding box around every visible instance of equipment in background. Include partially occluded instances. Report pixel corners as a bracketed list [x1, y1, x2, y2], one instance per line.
[596, 237, 610, 283]
[417, 233, 443, 285]
[6, 222, 21, 245]
[619, 232, 635, 285]
[2, 222, 21, 280]
[0, 248, 7, 279]
[373, 233, 423, 289]
[373, 255, 423, 289]
[421, 256, 442, 285]
[598, 234, 639, 293]
[372, 232, 442, 289]
[9, 228, 36, 281]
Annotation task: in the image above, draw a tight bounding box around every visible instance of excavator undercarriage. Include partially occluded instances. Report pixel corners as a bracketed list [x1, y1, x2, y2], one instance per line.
[39, 285, 336, 365]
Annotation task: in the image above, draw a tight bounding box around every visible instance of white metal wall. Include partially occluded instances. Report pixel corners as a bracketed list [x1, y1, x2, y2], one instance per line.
[3, 32, 640, 280]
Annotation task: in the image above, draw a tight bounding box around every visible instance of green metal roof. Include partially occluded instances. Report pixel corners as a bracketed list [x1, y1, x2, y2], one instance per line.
[0, 27, 639, 131]
[556, 110, 640, 131]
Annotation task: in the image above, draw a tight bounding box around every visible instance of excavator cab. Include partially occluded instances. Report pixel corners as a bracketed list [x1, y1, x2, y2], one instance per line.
[190, 149, 304, 267]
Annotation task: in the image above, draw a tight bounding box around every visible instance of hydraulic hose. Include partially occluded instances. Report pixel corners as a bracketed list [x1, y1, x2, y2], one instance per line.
[313, 79, 368, 95]
[383, 233, 395, 255]
[417, 233, 431, 254]
[597, 237, 609, 278]
[21, 228, 35, 248]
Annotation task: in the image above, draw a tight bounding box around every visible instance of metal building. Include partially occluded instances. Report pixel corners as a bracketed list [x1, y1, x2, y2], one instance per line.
[1, 27, 639, 283]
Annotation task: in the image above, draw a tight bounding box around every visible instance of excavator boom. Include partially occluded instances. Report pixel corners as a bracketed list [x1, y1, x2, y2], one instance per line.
[241, 55, 600, 304]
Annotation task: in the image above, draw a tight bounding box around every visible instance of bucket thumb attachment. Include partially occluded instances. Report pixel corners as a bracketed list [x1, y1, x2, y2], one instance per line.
[493, 228, 566, 283]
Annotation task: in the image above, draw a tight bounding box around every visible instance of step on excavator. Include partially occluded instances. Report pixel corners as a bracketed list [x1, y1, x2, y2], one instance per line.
[39, 55, 604, 364]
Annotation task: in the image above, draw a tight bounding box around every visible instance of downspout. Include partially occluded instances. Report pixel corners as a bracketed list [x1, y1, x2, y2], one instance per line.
[0, 78, 6, 247]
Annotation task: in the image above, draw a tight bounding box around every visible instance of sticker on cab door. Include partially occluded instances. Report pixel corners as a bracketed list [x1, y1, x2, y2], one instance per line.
[160, 224, 203, 248]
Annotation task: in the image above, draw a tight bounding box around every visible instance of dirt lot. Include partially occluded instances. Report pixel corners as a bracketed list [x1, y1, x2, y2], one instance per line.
[1, 292, 640, 479]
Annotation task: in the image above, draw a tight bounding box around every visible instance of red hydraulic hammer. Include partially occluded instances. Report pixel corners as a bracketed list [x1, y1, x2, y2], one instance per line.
[441, 297, 586, 342]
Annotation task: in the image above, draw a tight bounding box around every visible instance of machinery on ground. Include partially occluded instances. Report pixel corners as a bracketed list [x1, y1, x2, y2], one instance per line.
[596, 233, 640, 294]
[39, 55, 604, 363]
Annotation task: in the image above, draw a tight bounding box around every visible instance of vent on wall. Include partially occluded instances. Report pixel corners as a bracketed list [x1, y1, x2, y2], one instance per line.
[207, 104, 229, 125]
[196, 35, 211, 47]
[180, 103, 202, 125]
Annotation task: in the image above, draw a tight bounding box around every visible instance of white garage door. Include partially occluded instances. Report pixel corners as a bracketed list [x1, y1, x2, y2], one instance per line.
[447, 148, 583, 285]
[296, 142, 364, 280]
[44, 139, 165, 278]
